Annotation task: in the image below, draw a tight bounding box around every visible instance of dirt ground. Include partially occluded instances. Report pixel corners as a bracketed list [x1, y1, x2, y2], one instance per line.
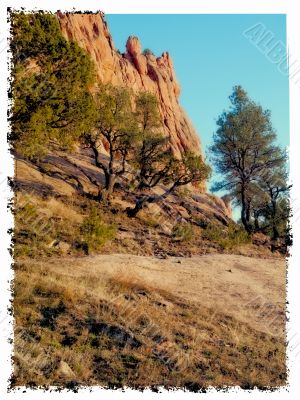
[54, 253, 287, 338]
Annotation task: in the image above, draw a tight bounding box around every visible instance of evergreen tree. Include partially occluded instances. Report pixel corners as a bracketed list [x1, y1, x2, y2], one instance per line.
[133, 92, 172, 190]
[82, 84, 138, 197]
[127, 92, 211, 217]
[210, 85, 286, 233]
[128, 151, 211, 217]
[252, 167, 290, 240]
[10, 12, 96, 160]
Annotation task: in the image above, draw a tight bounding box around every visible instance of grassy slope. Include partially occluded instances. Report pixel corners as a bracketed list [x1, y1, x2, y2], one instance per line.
[13, 254, 286, 389]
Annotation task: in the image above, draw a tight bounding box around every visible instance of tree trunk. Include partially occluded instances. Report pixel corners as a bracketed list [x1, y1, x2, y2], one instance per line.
[127, 197, 151, 217]
[272, 224, 279, 241]
[240, 186, 252, 233]
[245, 202, 252, 232]
[254, 211, 260, 231]
[102, 173, 116, 202]
[91, 143, 110, 193]
[105, 173, 116, 193]
[271, 199, 279, 240]
[241, 187, 248, 231]
[127, 183, 177, 218]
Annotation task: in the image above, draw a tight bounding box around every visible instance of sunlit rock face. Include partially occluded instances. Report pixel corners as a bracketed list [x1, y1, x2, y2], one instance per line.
[58, 12, 202, 159]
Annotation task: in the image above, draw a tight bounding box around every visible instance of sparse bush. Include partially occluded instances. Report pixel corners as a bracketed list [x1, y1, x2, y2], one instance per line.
[203, 222, 250, 250]
[13, 194, 83, 258]
[143, 48, 154, 56]
[175, 187, 191, 200]
[172, 222, 194, 242]
[14, 202, 57, 257]
[80, 207, 116, 252]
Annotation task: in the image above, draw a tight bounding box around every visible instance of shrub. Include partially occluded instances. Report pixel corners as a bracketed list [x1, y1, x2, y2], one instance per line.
[80, 207, 116, 252]
[142, 48, 154, 56]
[175, 187, 191, 200]
[203, 222, 250, 250]
[13, 202, 57, 257]
[172, 222, 194, 242]
[13, 194, 83, 258]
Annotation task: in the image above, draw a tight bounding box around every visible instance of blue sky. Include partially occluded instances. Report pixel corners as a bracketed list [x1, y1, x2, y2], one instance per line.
[106, 14, 289, 217]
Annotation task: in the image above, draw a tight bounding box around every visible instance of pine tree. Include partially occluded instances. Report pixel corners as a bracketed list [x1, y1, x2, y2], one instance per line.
[10, 12, 96, 160]
[210, 85, 286, 233]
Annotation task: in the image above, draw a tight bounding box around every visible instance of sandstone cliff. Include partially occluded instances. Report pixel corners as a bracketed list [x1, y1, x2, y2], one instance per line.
[57, 12, 202, 158]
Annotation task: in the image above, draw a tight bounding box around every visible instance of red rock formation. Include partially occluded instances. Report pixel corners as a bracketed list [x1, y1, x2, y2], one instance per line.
[57, 12, 202, 158]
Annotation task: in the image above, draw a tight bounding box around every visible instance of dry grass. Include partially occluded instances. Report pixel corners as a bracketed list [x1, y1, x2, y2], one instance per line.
[12, 151, 287, 389]
[12, 255, 286, 389]
[15, 192, 83, 223]
[13, 192, 119, 257]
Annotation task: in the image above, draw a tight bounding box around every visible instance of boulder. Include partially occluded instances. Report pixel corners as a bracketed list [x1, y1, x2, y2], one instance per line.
[56, 361, 76, 379]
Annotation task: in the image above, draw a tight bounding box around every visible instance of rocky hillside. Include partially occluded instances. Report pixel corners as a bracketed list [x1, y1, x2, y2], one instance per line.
[15, 145, 281, 259]
[57, 12, 201, 158]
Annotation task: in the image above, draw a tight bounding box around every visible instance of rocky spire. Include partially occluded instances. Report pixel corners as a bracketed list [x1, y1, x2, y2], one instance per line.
[57, 12, 202, 159]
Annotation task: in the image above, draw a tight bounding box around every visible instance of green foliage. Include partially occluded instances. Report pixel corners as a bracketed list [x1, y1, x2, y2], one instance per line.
[202, 222, 250, 250]
[133, 92, 171, 190]
[93, 84, 136, 137]
[142, 48, 154, 56]
[10, 12, 96, 160]
[134, 133, 171, 190]
[175, 187, 191, 200]
[128, 144, 211, 217]
[135, 92, 161, 133]
[83, 84, 138, 193]
[133, 91, 210, 193]
[172, 222, 194, 242]
[210, 85, 286, 233]
[211, 86, 284, 190]
[14, 201, 62, 257]
[128, 99, 211, 216]
[80, 207, 116, 252]
[12, 12, 65, 65]
[169, 152, 211, 188]
[254, 167, 290, 240]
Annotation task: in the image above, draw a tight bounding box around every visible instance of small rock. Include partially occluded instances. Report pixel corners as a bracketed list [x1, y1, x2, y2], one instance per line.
[49, 240, 71, 254]
[56, 241, 71, 255]
[57, 361, 76, 379]
[160, 225, 173, 236]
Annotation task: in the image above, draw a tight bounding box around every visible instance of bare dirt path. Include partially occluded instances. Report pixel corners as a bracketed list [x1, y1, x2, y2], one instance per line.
[58, 253, 286, 338]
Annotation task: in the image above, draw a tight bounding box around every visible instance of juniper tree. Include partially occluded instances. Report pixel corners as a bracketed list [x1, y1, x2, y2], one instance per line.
[82, 84, 138, 197]
[133, 92, 172, 190]
[127, 151, 211, 217]
[127, 92, 211, 216]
